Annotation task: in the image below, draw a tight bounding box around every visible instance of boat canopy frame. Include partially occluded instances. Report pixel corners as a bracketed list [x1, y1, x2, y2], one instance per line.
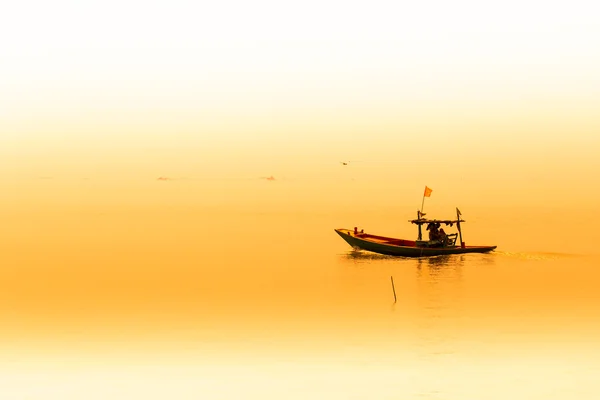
[409, 218, 465, 226]
[412, 207, 466, 243]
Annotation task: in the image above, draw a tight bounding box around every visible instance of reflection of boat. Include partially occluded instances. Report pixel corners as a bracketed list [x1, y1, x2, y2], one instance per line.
[335, 208, 496, 257]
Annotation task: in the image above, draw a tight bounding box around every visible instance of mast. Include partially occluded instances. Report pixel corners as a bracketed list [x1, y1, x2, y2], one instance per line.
[417, 211, 422, 240]
[456, 207, 464, 248]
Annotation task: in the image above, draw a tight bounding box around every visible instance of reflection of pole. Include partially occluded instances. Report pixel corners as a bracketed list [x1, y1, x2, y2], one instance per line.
[456, 207, 464, 248]
[390, 276, 397, 303]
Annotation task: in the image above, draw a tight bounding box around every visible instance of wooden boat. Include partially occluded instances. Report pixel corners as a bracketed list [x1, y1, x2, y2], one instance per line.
[335, 208, 496, 257]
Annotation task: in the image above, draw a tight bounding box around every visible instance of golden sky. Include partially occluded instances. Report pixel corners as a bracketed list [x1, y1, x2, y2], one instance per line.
[2, 1, 600, 206]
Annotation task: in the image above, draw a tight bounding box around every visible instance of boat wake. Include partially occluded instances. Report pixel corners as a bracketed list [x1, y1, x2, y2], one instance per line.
[494, 251, 579, 260]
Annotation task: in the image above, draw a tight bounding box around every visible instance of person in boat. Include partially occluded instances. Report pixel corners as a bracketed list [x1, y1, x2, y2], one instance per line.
[427, 223, 439, 241]
[438, 226, 447, 243]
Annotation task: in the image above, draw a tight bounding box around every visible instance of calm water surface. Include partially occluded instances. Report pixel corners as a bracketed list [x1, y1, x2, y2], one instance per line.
[2, 205, 600, 399]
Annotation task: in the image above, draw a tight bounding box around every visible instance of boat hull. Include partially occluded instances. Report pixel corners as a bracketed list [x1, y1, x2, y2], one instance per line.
[335, 229, 496, 257]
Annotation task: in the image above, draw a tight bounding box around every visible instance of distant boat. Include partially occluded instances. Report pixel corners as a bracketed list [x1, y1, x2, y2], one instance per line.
[335, 208, 496, 257]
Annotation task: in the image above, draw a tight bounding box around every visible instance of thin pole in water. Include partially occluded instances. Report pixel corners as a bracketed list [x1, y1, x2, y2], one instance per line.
[391, 276, 397, 303]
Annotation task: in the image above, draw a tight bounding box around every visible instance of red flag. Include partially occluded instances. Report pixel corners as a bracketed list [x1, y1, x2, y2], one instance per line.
[424, 186, 432, 197]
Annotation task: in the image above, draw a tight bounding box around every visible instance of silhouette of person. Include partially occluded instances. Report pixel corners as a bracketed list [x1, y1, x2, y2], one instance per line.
[427, 223, 439, 241]
[438, 227, 447, 243]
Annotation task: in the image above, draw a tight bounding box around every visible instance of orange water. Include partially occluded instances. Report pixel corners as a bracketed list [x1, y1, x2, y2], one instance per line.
[2, 189, 600, 399]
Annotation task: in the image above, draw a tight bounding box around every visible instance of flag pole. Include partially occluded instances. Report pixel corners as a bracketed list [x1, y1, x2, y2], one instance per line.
[419, 186, 430, 241]
[417, 210, 422, 240]
[421, 186, 430, 214]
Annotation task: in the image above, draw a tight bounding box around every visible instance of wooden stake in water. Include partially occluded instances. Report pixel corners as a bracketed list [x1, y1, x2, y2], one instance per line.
[390, 276, 397, 303]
